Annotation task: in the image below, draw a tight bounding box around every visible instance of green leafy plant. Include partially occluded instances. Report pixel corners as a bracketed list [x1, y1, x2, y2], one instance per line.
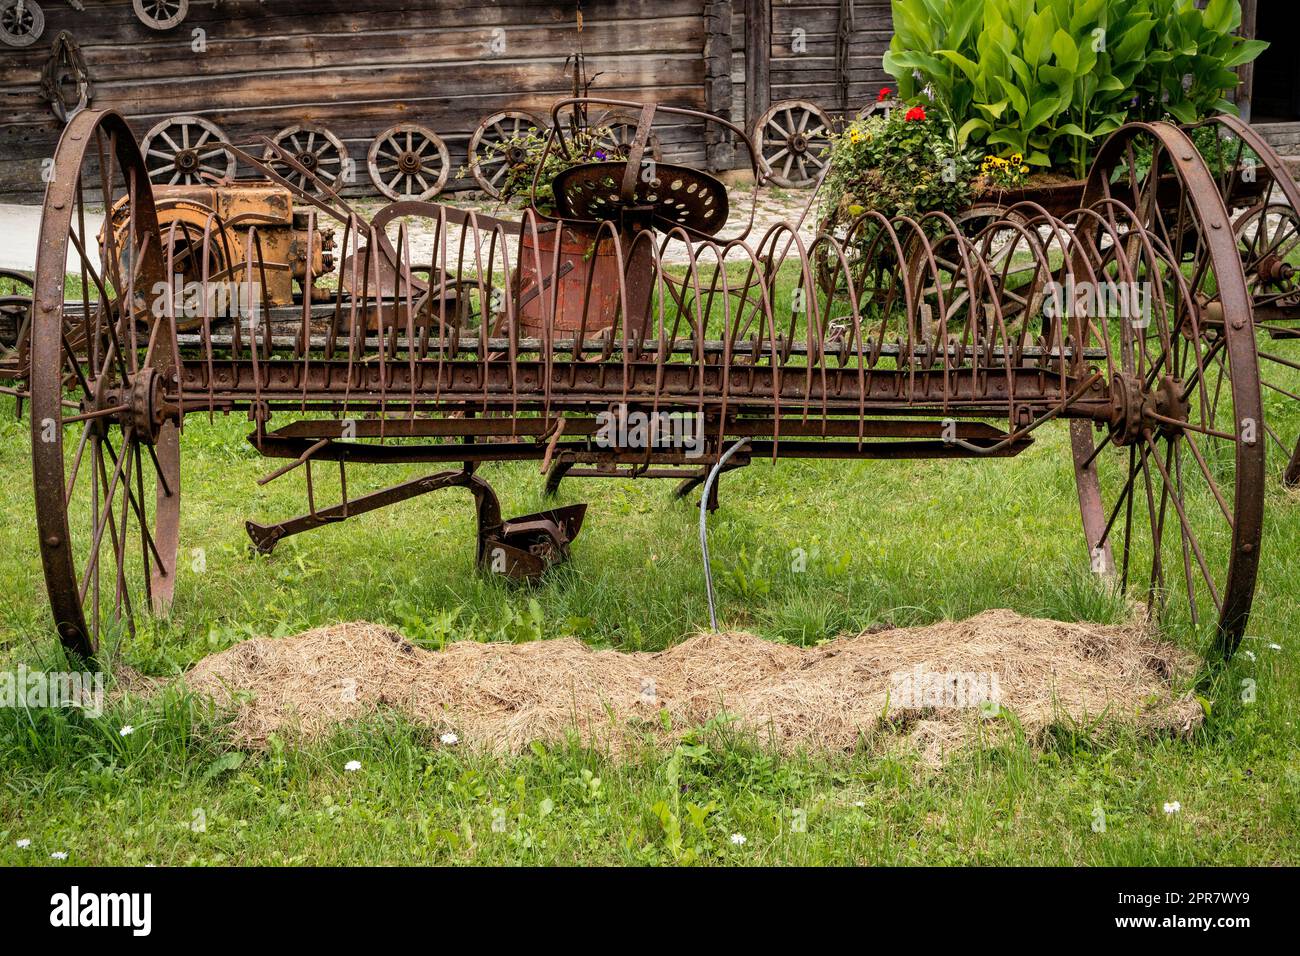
[469, 125, 620, 215]
[883, 0, 1266, 177]
[1137, 0, 1269, 124]
[819, 107, 978, 227]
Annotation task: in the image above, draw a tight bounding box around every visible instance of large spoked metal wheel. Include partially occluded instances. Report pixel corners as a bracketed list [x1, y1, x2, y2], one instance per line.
[753, 100, 833, 188]
[141, 115, 236, 186]
[1072, 122, 1265, 660]
[367, 123, 450, 201]
[31, 109, 181, 664]
[265, 123, 350, 196]
[1191, 114, 1300, 487]
[468, 110, 546, 199]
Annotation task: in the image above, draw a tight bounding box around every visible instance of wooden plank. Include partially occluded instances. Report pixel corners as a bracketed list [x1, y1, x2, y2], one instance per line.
[0, 0, 753, 199]
[1239, 0, 1257, 122]
[704, 0, 736, 170]
[745, 0, 771, 133]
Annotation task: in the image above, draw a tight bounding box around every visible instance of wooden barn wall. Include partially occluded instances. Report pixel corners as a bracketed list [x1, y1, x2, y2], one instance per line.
[768, 0, 893, 115]
[0, 0, 900, 203]
[0, 0, 714, 201]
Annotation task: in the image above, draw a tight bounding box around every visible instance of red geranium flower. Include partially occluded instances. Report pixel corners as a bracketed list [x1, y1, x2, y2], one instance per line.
[877, 87, 893, 102]
[905, 106, 927, 122]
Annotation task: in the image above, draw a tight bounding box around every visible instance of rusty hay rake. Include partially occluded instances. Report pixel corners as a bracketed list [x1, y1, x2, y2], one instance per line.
[13, 101, 1278, 666]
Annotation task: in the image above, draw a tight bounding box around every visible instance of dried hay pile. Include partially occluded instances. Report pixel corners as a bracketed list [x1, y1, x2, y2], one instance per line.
[183, 609, 1203, 762]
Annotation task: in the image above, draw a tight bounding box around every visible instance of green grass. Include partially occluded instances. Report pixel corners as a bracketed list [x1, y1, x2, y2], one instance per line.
[3, 248, 1299, 866]
[0, 382, 1297, 866]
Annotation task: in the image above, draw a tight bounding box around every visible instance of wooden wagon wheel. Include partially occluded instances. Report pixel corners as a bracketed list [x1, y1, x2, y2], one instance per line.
[141, 115, 236, 186]
[264, 123, 350, 196]
[855, 98, 897, 123]
[367, 123, 450, 201]
[468, 110, 546, 199]
[0, 0, 43, 47]
[31, 109, 181, 664]
[133, 0, 188, 31]
[1072, 122, 1265, 660]
[590, 109, 663, 163]
[753, 100, 833, 188]
[1190, 114, 1300, 487]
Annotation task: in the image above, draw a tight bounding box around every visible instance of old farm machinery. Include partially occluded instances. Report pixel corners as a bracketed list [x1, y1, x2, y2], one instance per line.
[18, 99, 1273, 669]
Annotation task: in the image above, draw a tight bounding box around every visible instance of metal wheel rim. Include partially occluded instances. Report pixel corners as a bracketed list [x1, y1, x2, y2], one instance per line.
[1073, 122, 1265, 659]
[31, 109, 181, 664]
[1192, 115, 1300, 488]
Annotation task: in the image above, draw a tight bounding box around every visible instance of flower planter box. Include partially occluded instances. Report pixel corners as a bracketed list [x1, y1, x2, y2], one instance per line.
[968, 178, 1087, 218]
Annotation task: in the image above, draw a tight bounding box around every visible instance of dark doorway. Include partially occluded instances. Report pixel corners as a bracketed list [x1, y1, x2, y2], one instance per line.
[1252, 2, 1300, 122]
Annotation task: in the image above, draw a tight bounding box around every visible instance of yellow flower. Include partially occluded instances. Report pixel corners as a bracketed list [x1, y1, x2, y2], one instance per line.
[1019, 165, 1030, 174]
[1010, 152, 1023, 165]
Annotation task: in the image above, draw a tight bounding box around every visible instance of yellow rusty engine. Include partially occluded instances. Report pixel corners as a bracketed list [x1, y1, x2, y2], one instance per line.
[107, 180, 334, 329]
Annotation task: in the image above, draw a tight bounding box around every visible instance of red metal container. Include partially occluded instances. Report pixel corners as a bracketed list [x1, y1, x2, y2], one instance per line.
[516, 223, 654, 339]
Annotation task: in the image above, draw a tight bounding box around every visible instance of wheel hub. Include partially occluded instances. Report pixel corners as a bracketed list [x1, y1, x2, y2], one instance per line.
[789, 133, 809, 154]
[297, 151, 318, 171]
[174, 148, 199, 173]
[1257, 253, 1296, 287]
[397, 150, 422, 174]
[1109, 373, 1188, 445]
[93, 367, 179, 445]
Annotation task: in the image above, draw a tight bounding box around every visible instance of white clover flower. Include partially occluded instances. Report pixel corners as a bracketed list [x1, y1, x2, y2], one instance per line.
[343, 760, 362, 772]
[119, 725, 135, 737]
[50, 851, 68, 860]
[853, 801, 865, 808]
[440, 732, 459, 746]
[15, 839, 30, 849]
[730, 833, 747, 846]
[1163, 801, 1181, 815]
[1244, 650, 1256, 661]
[1268, 643, 1282, 651]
